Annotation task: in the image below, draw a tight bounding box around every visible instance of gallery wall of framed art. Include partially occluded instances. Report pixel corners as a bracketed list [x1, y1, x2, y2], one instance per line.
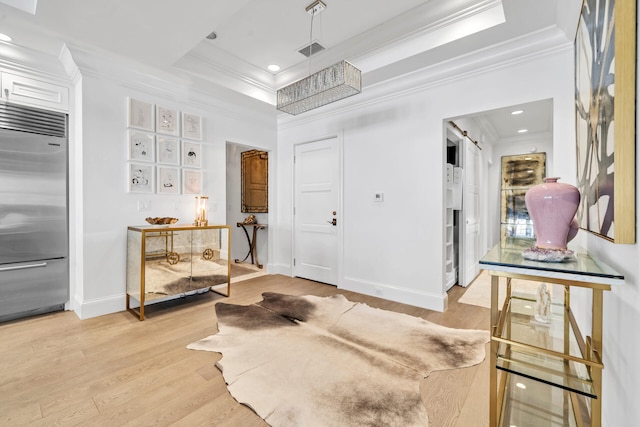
[126, 97, 204, 195]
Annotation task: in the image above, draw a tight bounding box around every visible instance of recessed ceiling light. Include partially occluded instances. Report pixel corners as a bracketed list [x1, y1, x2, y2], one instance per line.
[516, 382, 527, 389]
[511, 110, 524, 115]
[517, 129, 528, 133]
[268, 64, 280, 72]
[0, 33, 12, 42]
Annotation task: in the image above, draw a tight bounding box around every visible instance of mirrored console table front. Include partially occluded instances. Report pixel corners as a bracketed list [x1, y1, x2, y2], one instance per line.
[126, 224, 231, 320]
[480, 243, 624, 427]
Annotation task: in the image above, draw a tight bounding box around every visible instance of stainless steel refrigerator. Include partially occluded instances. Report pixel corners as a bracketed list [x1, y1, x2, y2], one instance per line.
[0, 102, 69, 322]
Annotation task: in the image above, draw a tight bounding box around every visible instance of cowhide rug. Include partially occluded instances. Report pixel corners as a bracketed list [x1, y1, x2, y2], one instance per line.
[188, 292, 489, 427]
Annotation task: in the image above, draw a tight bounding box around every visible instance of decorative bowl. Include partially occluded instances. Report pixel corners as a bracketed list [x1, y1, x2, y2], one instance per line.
[145, 217, 179, 225]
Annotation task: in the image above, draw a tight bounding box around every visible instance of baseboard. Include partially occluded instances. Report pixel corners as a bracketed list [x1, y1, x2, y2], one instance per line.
[340, 276, 447, 312]
[73, 293, 125, 320]
[267, 262, 292, 277]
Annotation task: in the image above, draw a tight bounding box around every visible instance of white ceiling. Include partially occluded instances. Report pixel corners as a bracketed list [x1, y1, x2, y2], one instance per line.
[0, 0, 580, 136]
[455, 98, 555, 144]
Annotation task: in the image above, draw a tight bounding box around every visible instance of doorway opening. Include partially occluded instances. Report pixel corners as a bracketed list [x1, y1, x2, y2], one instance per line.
[443, 98, 554, 292]
[226, 142, 270, 275]
[445, 125, 462, 290]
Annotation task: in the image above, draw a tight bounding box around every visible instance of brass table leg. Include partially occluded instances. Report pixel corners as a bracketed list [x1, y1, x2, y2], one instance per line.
[490, 274, 499, 427]
[235, 223, 265, 268]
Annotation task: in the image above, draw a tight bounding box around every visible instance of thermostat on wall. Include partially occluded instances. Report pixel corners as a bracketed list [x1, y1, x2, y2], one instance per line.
[374, 192, 384, 202]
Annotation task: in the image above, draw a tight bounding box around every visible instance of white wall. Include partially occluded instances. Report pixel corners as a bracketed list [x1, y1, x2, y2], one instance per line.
[63, 46, 276, 318]
[275, 40, 575, 311]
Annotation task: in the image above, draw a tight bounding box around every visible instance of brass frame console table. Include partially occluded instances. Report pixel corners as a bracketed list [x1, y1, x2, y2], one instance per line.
[126, 224, 231, 320]
[480, 244, 623, 427]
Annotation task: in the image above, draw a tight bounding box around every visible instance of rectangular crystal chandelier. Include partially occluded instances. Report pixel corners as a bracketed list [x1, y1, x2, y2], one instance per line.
[276, 60, 361, 115]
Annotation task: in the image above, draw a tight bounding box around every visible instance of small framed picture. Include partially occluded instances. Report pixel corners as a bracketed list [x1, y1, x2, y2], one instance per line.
[128, 163, 155, 193]
[128, 98, 154, 131]
[156, 105, 179, 136]
[183, 169, 202, 194]
[157, 166, 180, 194]
[182, 141, 201, 168]
[128, 131, 154, 162]
[182, 112, 202, 140]
[157, 136, 180, 165]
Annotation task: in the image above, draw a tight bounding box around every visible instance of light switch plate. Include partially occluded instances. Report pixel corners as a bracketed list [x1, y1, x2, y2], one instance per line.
[138, 200, 150, 211]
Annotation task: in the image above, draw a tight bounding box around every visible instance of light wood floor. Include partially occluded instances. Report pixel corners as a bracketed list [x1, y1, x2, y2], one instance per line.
[0, 274, 490, 426]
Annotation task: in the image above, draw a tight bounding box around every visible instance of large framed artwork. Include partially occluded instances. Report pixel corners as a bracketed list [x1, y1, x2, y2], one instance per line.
[499, 153, 546, 246]
[241, 149, 268, 213]
[575, 0, 636, 243]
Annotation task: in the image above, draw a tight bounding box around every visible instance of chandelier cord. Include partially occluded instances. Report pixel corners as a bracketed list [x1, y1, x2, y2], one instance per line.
[309, 10, 315, 76]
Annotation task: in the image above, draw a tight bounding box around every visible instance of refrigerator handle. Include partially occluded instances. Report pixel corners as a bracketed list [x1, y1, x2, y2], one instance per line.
[0, 262, 47, 272]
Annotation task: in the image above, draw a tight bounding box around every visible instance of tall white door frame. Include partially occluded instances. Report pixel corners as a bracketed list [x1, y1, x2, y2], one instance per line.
[460, 137, 481, 287]
[292, 135, 343, 286]
[444, 124, 482, 290]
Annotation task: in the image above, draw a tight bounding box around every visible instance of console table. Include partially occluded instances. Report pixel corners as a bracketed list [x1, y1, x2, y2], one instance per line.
[480, 244, 623, 427]
[126, 224, 231, 320]
[235, 222, 266, 268]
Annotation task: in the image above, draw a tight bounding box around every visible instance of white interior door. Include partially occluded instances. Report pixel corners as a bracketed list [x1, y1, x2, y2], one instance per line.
[460, 139, 481, 287]
[294, 137, 339, 285]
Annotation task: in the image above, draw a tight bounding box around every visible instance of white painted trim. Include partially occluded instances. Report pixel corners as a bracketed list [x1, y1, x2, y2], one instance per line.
[276, 0, 504, 87]
[62, 44, 276, 125]
[341, 276, 447, 312]
[291, 134, 342, 285]
[278, 27, 572, 129]
[0, 43, 71, 87]
[73, 293, 124, 320]
[267, 263, 293, 276]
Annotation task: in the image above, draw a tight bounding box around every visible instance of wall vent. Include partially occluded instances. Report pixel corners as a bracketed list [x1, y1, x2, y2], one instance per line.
[298, 42, 325, 57]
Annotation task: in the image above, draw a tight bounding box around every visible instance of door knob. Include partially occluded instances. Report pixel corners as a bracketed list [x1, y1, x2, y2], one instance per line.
[327, 218, 337, 226]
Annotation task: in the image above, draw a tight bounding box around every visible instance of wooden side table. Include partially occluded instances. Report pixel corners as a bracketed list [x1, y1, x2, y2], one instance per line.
[235, 223, 267, 268]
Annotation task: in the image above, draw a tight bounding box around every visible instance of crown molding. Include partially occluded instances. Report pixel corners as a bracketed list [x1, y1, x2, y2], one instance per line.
[275, 0, 505, 88]
[174, 47, 276, 105]
[278, 26, 571, 128]
[0, 40, 70, 86]
[62, 44, 276, 124]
